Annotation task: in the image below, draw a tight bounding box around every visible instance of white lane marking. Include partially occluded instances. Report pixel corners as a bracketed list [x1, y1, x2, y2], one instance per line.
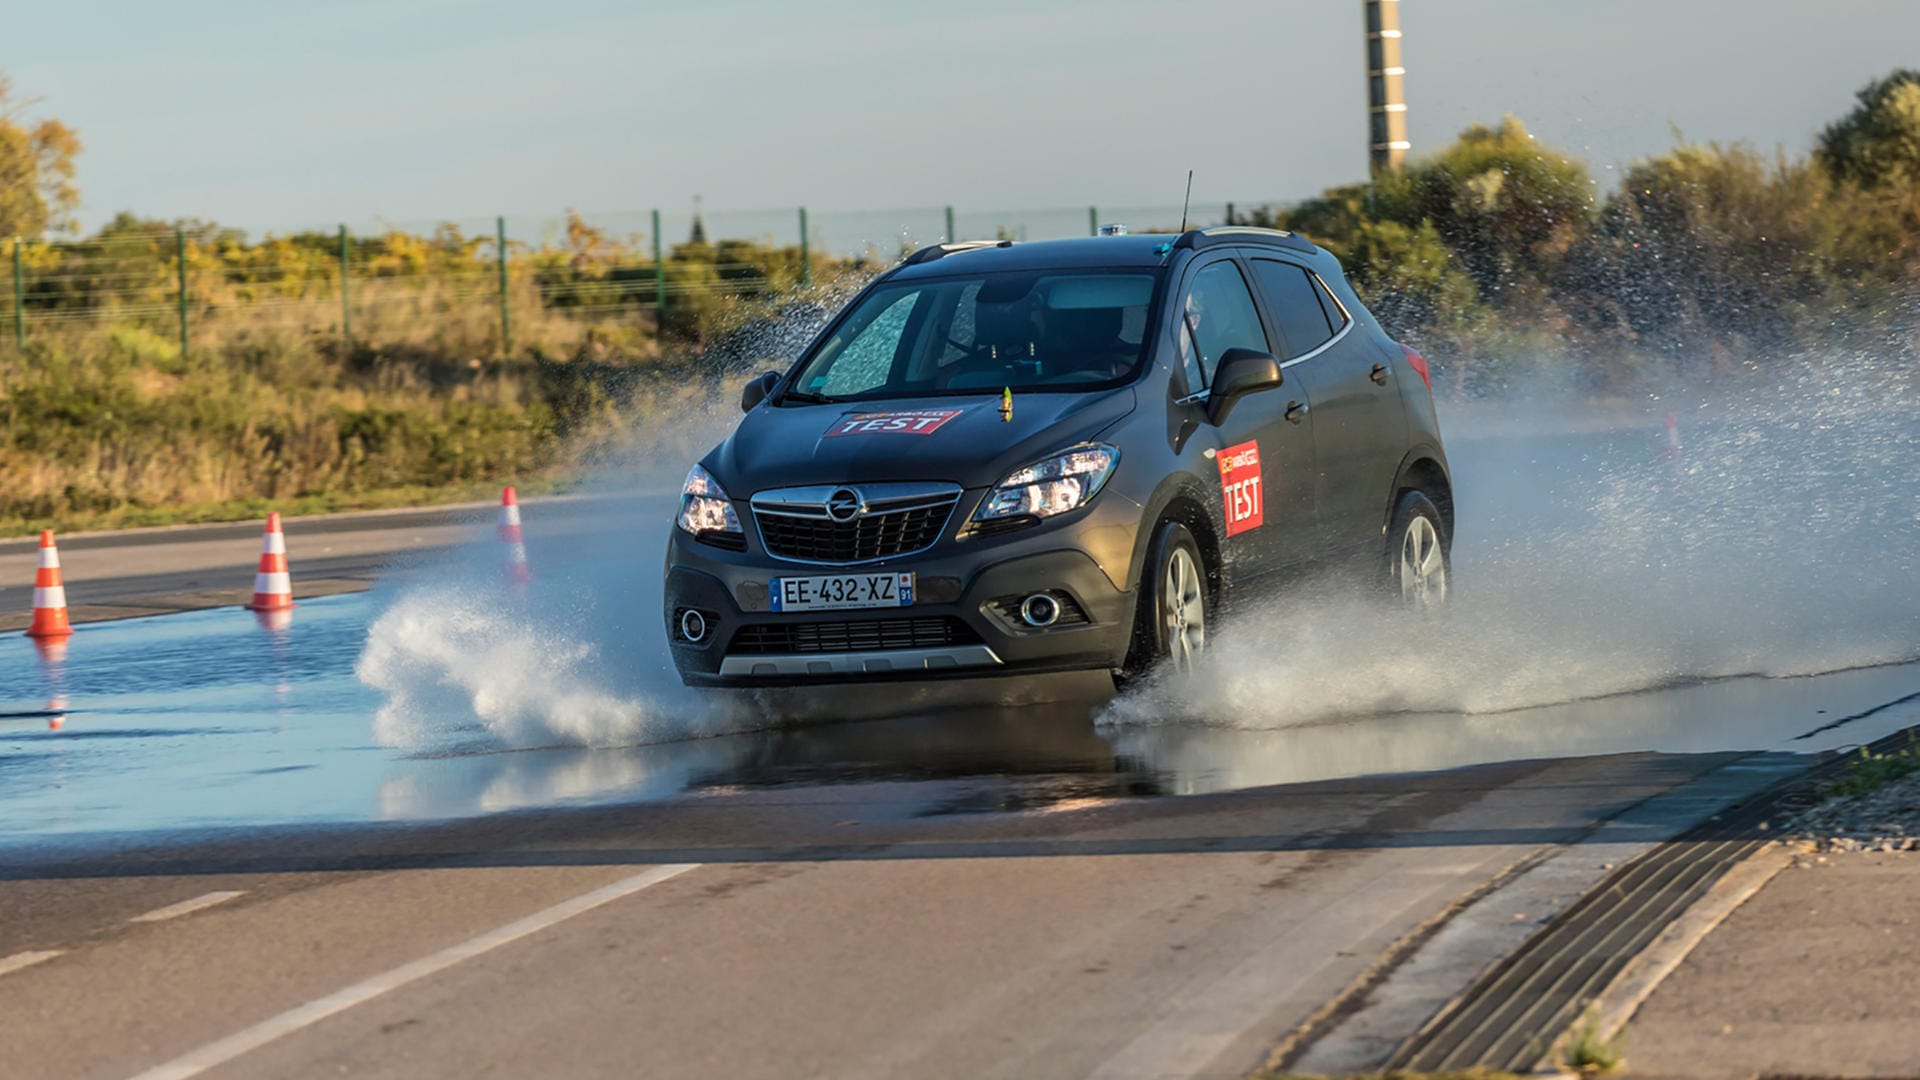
[0, 950, 64, 976]
[128, 863, 699, 1080]
[129, 891, 247, 924]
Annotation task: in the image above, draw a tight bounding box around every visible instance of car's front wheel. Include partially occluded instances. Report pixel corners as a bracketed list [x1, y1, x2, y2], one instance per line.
[1123, 519, 1209, 679]
[1386, 490, 1450, 611]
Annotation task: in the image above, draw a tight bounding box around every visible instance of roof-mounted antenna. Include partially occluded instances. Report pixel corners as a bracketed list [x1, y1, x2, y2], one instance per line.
[1179, 170, 1194, 232]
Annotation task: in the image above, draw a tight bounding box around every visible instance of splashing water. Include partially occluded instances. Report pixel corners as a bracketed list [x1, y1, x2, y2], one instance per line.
[1104, 350, 1920, 728]
[356, 451, 746, 752]
[355, 288, 873, 752]
[358, 586, 700, 750]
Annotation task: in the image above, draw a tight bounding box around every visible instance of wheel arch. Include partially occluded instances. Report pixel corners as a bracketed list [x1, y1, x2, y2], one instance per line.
[1389, 447, 1454, 541]
[1134, 475, 1226, 605]
[1119, 481, 1222, 678]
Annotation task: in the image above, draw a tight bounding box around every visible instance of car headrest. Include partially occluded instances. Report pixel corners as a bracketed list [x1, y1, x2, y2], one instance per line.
[973, 298, 1039, 352]
[1047, 306, 1123, 349]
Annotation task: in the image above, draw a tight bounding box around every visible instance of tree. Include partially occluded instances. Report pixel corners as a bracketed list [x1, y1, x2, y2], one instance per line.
[1573, 141, 1838, 353]
[1278, 117, 1597, 322]
[1275, 184, 1488, 345]
[1817, 70, 1920, 190]
[0, 75, 82, 237]
[1402, 116, 1597, 307]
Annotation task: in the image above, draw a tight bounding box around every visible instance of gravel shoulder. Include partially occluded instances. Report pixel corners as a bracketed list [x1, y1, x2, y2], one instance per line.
[1790, 761, 1920, 855]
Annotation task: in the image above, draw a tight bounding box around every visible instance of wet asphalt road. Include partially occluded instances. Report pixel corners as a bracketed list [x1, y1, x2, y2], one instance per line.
[3, 420, 1919, 1077]
[0, 754, 1723, 1078]
[0, 494, 619, 632]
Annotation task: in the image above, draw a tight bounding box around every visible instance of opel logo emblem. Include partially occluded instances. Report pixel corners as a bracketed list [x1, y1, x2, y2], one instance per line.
[826, 488, 864, 523]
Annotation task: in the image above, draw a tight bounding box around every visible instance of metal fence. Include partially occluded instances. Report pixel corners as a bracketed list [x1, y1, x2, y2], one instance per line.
[3, 201, 1262, 359]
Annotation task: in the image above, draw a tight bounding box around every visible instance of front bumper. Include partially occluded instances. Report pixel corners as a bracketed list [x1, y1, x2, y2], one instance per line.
[663, 497, 1141, 688]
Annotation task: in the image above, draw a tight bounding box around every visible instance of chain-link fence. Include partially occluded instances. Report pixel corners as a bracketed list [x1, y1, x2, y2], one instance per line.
[2, 201, 1264, 361]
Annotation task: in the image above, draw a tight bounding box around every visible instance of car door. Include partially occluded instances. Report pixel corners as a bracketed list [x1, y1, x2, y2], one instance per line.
[1247, 257, 1406, 553]
[1170, 254, 1319, 576]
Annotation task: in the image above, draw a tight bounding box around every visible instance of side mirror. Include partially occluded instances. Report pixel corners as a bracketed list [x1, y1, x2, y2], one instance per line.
[1205, 348, 1282, 426]
[741, 371, 780, 412]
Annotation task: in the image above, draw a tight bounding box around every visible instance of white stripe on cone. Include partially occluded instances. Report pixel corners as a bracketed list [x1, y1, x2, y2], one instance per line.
[264, 532, 286, 555]
[253, 572, 292, 595]
[33, 586, 67, 608]
[38, 546, 60, 569]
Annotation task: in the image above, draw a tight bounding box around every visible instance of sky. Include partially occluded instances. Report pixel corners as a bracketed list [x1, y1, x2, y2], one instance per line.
[5, 0, 1918, 238]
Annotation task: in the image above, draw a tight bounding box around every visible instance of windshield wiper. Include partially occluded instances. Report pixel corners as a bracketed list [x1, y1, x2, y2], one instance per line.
[779, 390, 837, 405]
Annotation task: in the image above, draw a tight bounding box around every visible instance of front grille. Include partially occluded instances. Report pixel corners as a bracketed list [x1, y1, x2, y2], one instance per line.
[755, 499, 958, 562]
[728, 616, 981, 656]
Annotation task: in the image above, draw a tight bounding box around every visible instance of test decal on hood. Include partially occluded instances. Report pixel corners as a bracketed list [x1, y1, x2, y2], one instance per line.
[823, 408, 966, 438]
[1218, 440, 1264, 536]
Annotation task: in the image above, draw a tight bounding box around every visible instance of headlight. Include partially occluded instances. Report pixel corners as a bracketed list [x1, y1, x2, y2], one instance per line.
[677, 464, 742, 536]
[975, 443, 1119, 522]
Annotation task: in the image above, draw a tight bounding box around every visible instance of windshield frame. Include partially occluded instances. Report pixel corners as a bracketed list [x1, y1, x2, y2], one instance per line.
[775, 265, 1170, 405]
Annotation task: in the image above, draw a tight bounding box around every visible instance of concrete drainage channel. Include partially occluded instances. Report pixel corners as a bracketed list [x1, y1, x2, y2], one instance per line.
[1378, 722, 1913, 1072]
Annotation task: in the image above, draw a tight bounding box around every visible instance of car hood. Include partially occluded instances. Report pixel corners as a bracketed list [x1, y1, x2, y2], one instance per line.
[706, 389, 1138, 495]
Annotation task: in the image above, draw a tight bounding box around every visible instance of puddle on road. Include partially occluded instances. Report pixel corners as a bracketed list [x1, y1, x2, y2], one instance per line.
[3, 590, 1918, 855]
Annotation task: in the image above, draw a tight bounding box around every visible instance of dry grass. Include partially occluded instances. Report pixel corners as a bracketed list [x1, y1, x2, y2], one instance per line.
[1, 285, 685, 534]
[1, 207, 877, 535]
[1256, 1071, 1525, 1080]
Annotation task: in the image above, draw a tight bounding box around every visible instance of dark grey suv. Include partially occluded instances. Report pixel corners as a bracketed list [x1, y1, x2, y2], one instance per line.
[665, 227, 1451, 687]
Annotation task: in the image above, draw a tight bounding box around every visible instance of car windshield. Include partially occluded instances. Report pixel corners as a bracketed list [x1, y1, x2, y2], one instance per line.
[786, 269, 1160, 401]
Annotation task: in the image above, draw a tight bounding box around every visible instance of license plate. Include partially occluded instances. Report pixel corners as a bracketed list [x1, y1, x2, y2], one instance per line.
[771, 572, 915, 613]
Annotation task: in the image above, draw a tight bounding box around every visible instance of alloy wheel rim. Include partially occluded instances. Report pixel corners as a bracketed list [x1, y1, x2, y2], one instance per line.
[1399, 516, 1448, 610]
[1163, 547, 1206, 673]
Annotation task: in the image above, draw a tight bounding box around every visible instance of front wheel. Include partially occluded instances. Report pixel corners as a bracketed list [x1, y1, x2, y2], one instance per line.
[1122, 520, 1209, 679]
[1386, 490, 1450, 611]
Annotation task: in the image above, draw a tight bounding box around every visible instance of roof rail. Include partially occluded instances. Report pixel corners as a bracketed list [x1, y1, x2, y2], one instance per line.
[1169, 226, 1316, 254]
[900, 239, 1011, 267]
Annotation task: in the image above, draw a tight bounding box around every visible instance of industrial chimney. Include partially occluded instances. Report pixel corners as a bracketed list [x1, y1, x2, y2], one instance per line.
[1364, 0, 1409, 172]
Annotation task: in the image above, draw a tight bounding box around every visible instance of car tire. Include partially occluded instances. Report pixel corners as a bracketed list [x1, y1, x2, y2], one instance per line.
[1385, 490, 1450, 611]
[1121, 520, 1210, 680]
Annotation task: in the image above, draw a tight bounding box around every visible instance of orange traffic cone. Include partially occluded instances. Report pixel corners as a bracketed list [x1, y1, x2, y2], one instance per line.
[245, 513, 295, 611]
[26, 530, 73, 639]
[499, 487, 531, 584]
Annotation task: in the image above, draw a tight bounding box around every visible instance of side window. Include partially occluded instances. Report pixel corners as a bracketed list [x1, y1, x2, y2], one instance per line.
[1250, 259, 1339, 359]
[1177, 261, 1270, 388]
[1310, 273, 1351, 335]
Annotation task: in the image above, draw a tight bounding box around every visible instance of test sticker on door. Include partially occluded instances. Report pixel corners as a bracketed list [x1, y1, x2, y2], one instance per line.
[1218, 440, 1264, 537]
